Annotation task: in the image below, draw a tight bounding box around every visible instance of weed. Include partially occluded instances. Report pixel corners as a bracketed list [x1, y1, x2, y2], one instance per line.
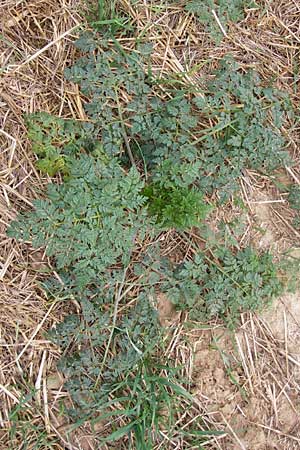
[143, 182, 211, 229]
[26, 112, 99, 176]
[8, 154, 149, 290]
[63, 357, 194, 448]
[8, 390, 58, 450]
[84, 0, 131, 34]
[288, 185, 300, 229]
[193, 57, 290, 200]
[292, 216, 300, 229]
[64, 38, 290, 200]
[288, 185, 300, 211]
[186, 0, 258, 42]
[8, 30, 292, 447]
[162, 245, 283, 328]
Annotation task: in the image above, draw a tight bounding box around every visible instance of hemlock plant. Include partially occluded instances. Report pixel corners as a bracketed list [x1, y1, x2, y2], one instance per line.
[288, 185, 300, 229]
[185, 0, 258, 42]
[8, 30, 289, 446]
[161, 246, 283, 328]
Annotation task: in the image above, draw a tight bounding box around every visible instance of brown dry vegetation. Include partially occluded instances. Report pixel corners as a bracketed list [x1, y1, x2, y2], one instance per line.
[1, 1, 300, 449]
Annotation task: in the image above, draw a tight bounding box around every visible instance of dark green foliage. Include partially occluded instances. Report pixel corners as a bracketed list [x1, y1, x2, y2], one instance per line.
[64, 36, 201, 190]
[64, 35, 153, 156]
[51, 296, 163, 405]
[193, 58, 290, 199]
[186, 0, 257, 42]
[47, 280, 196, 448]
[84, 0, 131, 35]
[163, 246, 283, 327]
[8, 390, 60, 450]
[288, 185, 300, 229]
[63, 356, 193, 448]
[64, 38, 290, 201]
[8, 154, 148, 290]
[288, 185, 300, 210]
[26, 112, 99, 176]
[84, 0, 116, 24]
[64, 35, 207, 193]
[143, 182, 210, 229]
[103, 296, 162, 379]
[8, 31, 292, 446]
[28, 55, 290, 201]
[292, 216, 300, 229]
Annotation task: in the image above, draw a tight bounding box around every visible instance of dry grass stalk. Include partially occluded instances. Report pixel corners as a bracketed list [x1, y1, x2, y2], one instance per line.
[1, 1, 84, 448]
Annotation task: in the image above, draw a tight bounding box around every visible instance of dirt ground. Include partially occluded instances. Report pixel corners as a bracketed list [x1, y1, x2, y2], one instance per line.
[157, 190, 300, 449]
